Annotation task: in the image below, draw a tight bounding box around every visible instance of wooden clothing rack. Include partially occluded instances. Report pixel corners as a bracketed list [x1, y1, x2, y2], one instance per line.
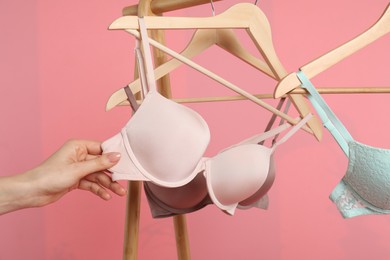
[117, 1, 390, 259]
[121, 1, 223, 260]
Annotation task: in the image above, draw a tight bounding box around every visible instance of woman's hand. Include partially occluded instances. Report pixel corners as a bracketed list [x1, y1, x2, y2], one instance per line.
[0, 139, 127, 215]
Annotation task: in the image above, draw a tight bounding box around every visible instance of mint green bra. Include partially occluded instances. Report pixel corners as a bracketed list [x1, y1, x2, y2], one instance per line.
[297, 70, 390, 218]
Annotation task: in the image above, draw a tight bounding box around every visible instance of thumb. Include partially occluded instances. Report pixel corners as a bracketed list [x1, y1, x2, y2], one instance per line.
[73, 152, 121, 178]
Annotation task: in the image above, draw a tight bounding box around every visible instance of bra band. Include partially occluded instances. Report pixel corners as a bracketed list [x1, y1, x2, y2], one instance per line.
[296, 70, 353, 156]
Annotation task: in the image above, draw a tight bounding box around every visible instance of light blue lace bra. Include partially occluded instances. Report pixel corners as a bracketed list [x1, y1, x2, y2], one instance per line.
[296, 70, 390, 218]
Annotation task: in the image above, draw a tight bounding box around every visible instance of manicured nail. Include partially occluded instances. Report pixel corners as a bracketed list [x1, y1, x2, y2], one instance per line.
[103, 193, 112, 200]
[119, 187, 127, 195]
[107, 152, 121, 163]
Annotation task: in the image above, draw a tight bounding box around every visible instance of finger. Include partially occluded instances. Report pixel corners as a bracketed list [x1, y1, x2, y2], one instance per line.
[85, 173, 127, 196]
[108, 181, 127, 196]
[72, 152, 121, 179]
[85, 154, 99, 161]
[79, 179, 111, 200]
[63, 139, 101, 156]
[82, 140, 103, 155]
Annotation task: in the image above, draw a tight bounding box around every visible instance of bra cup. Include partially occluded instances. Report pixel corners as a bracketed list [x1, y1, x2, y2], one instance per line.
[102, 132, 149, 181]
[239, 154, 276, 206]
[345, 141, 390, 210]
[145, 171, 208, 209]
[126, 91, 210, 187]
[206, 144, 271, 211]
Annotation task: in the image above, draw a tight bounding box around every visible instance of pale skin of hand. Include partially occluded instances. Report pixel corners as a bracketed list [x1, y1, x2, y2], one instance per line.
[0, 139, 127, 215]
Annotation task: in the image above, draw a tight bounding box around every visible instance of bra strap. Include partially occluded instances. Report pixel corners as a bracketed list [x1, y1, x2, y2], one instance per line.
[270, 112, 313, 153]
[224, 113, 311, 151]
[123, 18, 158, 113]
[296, 70, 353, 156]
[138, 18, 158, 92]
[124, 41, 147, 113]
[134, 39, 149, 96]
[271, 98, 291, 145]
[259, 97, 291, 145]
[124, 86, 140, 112]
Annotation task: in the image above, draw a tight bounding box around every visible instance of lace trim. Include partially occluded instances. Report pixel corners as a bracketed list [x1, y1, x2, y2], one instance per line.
[333, 187, 366, 211]
[329, 179, 390, 218]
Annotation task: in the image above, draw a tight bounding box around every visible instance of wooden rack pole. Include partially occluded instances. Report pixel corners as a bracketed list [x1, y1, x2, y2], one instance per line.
[122, 180, 142, 259]
[174, 215, 191, 260]
[116, 87, 390, 106]
[123, 0, 223, 16]
[122, 1, 204, 260]
[172, 87, 390, 103]
[150, 28, 193, 260]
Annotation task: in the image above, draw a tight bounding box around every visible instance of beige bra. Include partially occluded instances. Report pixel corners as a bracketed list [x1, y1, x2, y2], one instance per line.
[102, 18, 311, 215]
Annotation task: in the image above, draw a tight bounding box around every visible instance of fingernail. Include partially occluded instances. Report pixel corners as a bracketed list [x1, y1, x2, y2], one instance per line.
[103, 193, 112, 200]
[120, 187, 127, 195]
[107, 152, 121, 163]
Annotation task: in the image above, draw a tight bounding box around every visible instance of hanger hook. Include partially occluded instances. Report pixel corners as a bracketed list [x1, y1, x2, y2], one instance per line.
[210, 0, 215, 16]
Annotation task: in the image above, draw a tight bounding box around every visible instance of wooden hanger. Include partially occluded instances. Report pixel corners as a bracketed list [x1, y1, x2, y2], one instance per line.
[274, 3, 390, 98]
[109, 3, 290, 78]
[123, 28, 314, 134]
[109, 3, 323, 140]
[106, 28, 276, 111]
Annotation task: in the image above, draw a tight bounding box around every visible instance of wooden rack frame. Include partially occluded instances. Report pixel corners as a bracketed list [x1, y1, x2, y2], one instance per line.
[119, 1, 390, 260]
[121, 1, 224, 260]
[114, 87, 390, 106]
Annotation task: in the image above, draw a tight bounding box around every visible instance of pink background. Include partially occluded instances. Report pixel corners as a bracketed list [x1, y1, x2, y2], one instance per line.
[1, 0, 390, 259]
